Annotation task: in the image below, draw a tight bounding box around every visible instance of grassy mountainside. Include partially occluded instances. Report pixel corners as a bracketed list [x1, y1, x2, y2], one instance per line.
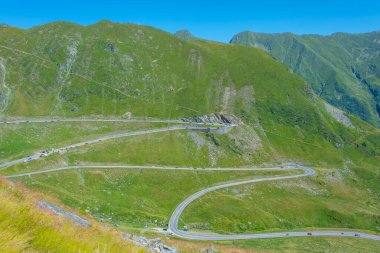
[0, 177, 145, 253]
[2, 121, 378, 252]
[0, 21, 378, 166]
[0, 21, 380, 252]
[230, 30, 380, 127]
[1, 119, 379, 236]
[0, 20, 324, 121]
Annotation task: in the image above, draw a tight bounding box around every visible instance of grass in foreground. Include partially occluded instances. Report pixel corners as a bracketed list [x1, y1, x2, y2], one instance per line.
[0, 177, 146, 253]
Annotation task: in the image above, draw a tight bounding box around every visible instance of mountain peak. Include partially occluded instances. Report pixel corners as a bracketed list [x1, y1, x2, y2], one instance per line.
[174, 29, 199, 41]
[229, 30, 256, 44]
[94, 20, 115, 26]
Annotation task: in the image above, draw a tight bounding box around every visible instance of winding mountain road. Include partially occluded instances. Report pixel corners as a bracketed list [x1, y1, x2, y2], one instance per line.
[1, 118, 379, 242]
[0, 124, 227, 169]
[168, 165, 380, 241]
[0, 117, 227, 126]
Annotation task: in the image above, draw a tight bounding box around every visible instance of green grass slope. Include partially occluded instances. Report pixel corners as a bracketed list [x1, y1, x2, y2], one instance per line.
[1, 120, 379, 236]
[230, 30, 380, 127]
[0, 21, 379, 251]
[1, 21, 378, 166]
[0, 177, 146, 253]
[0, 21, 328, 121]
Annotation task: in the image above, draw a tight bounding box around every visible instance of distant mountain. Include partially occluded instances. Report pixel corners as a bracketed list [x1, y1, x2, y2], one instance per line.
[174, 29, 199, 41]
[231, 30, 380, 127]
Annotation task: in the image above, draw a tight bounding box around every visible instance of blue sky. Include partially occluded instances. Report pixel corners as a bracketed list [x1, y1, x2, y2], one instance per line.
[1, 0, 379, 42]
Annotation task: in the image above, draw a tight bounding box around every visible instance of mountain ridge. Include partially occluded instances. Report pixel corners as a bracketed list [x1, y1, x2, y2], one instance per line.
[230, 30, 380, 127]
[0, 21, 378, 167]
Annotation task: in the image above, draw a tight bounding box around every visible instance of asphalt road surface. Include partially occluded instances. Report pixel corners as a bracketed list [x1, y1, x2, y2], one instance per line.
[0, 117, 228, 126]
[1, 119, 379, 241]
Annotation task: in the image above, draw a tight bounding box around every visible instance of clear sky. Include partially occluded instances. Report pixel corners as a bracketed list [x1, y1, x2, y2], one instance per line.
[1, 0, 379, 42]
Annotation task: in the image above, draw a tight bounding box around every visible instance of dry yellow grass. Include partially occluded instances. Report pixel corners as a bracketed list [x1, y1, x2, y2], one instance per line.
[0, 177, 146, 253]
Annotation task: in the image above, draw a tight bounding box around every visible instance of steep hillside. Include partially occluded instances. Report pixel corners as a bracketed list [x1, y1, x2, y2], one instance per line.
[0, 177, 145, 252]
[0, 22, 378, 165]
[0, 21, 379, 171]
[0, 21, 316, 121]
[0, 22, 380, 251]
[230, 30, 380, 127]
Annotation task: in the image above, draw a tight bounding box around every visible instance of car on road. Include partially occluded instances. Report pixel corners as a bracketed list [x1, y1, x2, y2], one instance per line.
[307, 232, 312, 236]
[24, 157, 33, 162]
[355, 233, 360, 237]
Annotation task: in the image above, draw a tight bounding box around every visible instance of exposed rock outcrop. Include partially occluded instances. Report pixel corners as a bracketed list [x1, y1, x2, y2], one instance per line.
[324, 102, 354, 128]
[199, 245, 218, 253]
[122, 234, 178, 253]
[182, 113, 242, 125]
[38, 201, 91, 227]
